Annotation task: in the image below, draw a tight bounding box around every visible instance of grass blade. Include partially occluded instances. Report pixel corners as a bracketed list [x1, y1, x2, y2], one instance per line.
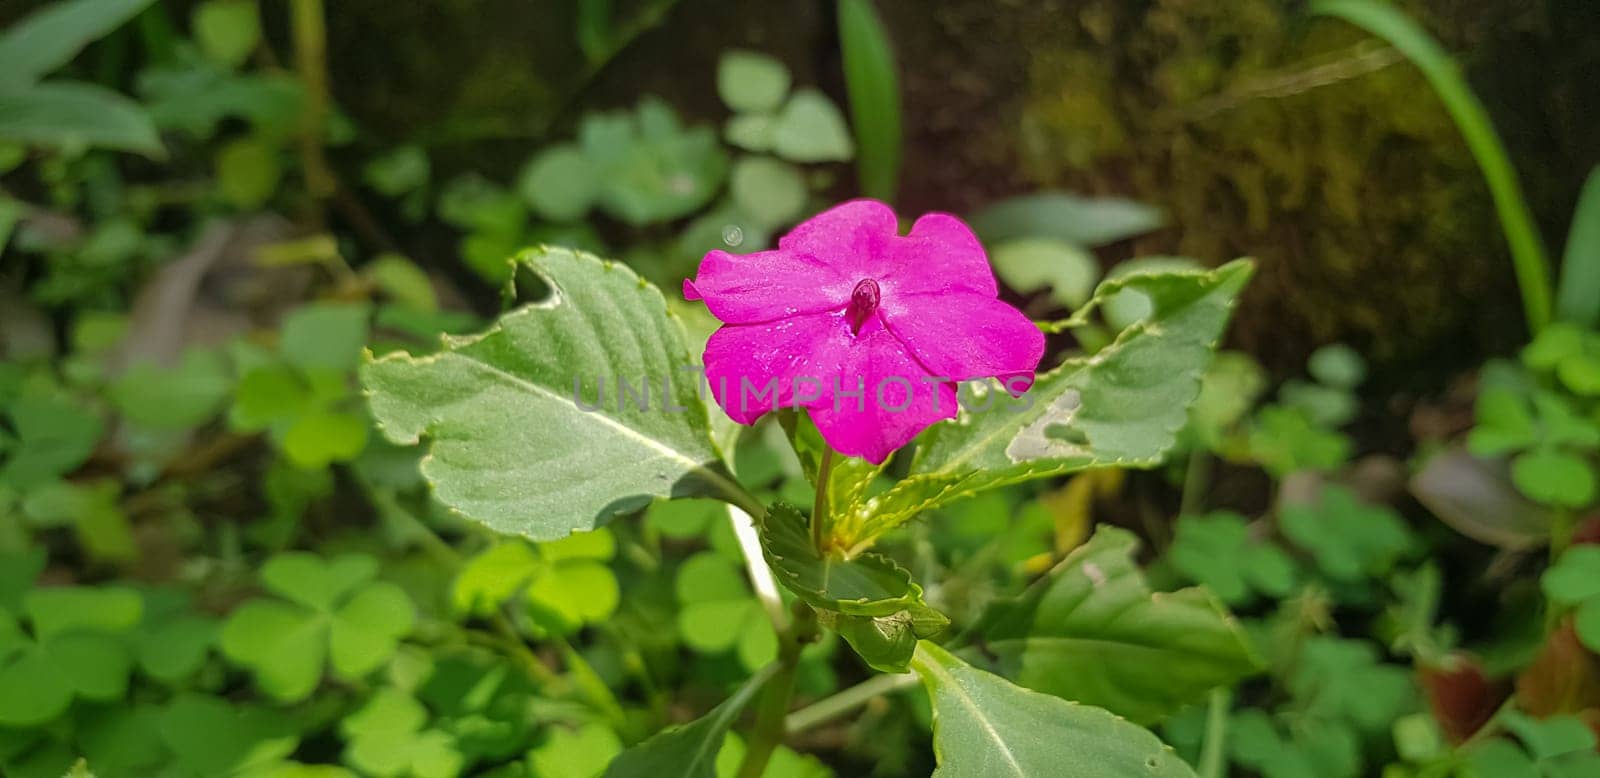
[837, 0, 902, 202]
[1313, 0, 1553, 332]
[1557, 167, 1600, 327]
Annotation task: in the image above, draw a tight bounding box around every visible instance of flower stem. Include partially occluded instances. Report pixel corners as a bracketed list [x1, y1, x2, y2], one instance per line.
[785, 672, 919, 733]
[812, 448, 835, 551]
[737, 602, 815, 778]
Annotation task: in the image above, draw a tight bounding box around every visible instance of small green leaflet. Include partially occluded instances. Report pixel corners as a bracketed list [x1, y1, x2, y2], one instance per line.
[759, 503, 947, 672]
[603, 662, 776, 777]
[974, 526, 1261, 724]
[911, 641, 1197, 778]
[856, 260, 1252, 538]
[362, 248, 738, 540]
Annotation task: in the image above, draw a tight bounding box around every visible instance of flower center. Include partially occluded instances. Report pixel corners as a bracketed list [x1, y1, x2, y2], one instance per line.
[845, 279, 880, 334]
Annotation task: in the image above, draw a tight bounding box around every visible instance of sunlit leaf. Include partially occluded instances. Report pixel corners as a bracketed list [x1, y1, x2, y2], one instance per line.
[976, 526, 1260, 724]
[911, 641, 1197, 777]
[363, 248, 737, 540]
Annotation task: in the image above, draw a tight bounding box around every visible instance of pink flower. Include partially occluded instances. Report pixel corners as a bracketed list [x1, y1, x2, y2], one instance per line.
[683, 199, 1045, 464]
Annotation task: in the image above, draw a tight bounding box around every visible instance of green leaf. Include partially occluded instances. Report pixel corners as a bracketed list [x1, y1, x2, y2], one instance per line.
[975, 526, 1260, 724]
[453, 541, 541, 616]
[729, 156, 806, 230]
[221, 554, 413, 702]
[0, 647, 75, 726]
[859, 260, 1251, 538]
[1469, 386, 1538, 456]
[583, 99, 728, 226]
[24, 586, 142, 639]
[282, 302, 371, 372]
[192, 0, 260, 68]
[1498, 711, 1597, 761]
[0, 0, 156, 88]
[282, 409, 369, 468]
[1572, 598, 1600, 655]
[674, 551, 774, 670]
[159, 693, 298, 777]
[1523, 322, 1585, 371]
[1168, 511, 1297, 604]
[1280, 486, 1414, 582]
[216, 136, 281, 207]
[220, 600, 327, 701]
[1290, 637, 1415, 735]
[604, 663, 775, 778]
[1510, 447, 1596, 508]
[838, 0, 901, 200]
[970, 192, 1163, 247]
[519, 144, 598, 223]
[328, 583, 414, 679]
[0, 81, 162, 156]
[363, 248, 737, 540]
[1306, 344, 1366, 390]
[1461, 740, 1540, 778]
[529, 723, 621, 778]
[1542, 546, 1600, 606]
[771, 89, 854, 163]
[717, 50, 790, 114]
[110, 350, 232, 430]
[758, 503, 945, 672]
[364, 146, 429, 197]
[724, 114, 774, 153]
[262, 552, 377, 611]
[911, 641, 1197, 777]
[136, 614, 218, 683]
[1557, 166, 1600, 327]
[989, 238, 1099, 309]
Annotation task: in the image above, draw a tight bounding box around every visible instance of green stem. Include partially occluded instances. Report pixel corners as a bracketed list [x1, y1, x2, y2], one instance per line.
[555, 634, 628, 728]
[784, 672, 919, 734]
[812, 448, 835, 551]
[1551, 507, 1576, 562]
[288, 0, 335, 216]
[1314, 0, 1553, 332]
[736, 603, 815, 778]
[1179, 449, 1212, 518]
[1197, 687, 1232, 778]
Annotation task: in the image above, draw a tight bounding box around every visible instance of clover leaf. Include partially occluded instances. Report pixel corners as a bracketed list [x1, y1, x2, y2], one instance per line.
[0, 586, 142, 727]
[221, 552, 415, 702]
[528, 723, 621, 778]
[1542, 546, 1600, 652]
[454, 530, 620, 635]
[1168, 511, 1298, 605]
[717, 50, 791, 114]
[158, 693, 299, 778]
[340, 687, 463, 778]
[1288, 637, 1415, 736]
[1280, 486, 1414, 583]
[674, 551, 777, 672]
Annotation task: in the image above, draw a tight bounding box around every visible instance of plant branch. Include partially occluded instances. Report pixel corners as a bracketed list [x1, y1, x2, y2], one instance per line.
[785, 672, 920, 734]
[289, 0, 335, 221]
[736, 602, 815, 778]
[1197, 687, 1232, 778]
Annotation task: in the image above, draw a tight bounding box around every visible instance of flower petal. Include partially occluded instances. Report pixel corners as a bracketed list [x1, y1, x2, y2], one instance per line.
[880, 292, 1044, 392]
[879, 213, 998, 297]
[702, 312, 852, 425]
[777, 199, 900, 269]
[808, 326, 959, 464]
[685, 249, 853, 324]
